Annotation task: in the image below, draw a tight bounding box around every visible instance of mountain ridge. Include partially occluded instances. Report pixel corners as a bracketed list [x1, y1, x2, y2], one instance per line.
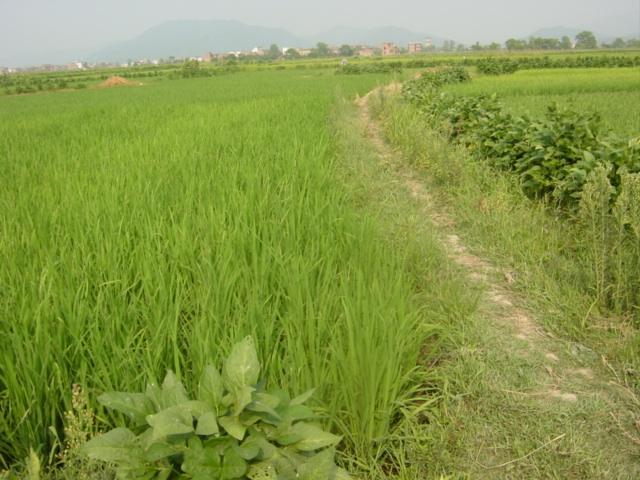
[89, 20, 444, 62]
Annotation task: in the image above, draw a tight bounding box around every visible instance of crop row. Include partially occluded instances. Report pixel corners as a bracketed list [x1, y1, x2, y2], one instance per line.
[403, 68, 640, 203]
[475, 55, 640, 75]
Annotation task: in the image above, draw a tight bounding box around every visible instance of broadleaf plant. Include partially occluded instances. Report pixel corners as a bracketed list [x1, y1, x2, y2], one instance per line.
[81, 336, 347, 479]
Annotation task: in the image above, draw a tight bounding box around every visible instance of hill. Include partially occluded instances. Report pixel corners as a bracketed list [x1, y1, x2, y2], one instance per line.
[89, 20, 304, 62]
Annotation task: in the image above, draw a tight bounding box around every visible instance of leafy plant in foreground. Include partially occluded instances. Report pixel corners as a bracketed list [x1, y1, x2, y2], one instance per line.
[81, 337, 347, 479]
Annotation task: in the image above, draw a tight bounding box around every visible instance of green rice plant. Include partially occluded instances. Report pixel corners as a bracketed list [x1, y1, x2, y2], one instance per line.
[612, 172, 640, 315]
[578, 165, 615, 309]
[0, 70, 437, 474]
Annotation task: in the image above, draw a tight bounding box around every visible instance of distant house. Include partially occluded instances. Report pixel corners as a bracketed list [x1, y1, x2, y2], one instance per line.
[382, 42, 399, 56]
[408, 42, 423, 54]
[297, 48, 313, 56]
[202, 52, 216, 62]
[66, 61, 87, 70]
[251, 47, 265, 56]
[357, 47, 375, 57]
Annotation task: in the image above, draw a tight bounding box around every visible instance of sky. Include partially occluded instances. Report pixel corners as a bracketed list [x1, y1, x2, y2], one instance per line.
[1, 0, 639, 66]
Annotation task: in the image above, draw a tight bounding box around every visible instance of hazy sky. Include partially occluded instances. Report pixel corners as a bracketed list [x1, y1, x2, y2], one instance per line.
[1, 0, 639, 65]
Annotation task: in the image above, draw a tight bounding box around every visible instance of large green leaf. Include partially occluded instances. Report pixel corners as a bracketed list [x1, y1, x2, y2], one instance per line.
[290, 389, 315, 406]
[247, 462, 277, 480]
[98, 392, 154, 425]
[160, 371, 189, 408]
[296, 448, 336, 480]
[220, 448, 248, 479]
[234, 436, 260, 460]
[195, 411, 219, 436]
[223, 336, 260, 391]
[247, 392, 281, 419]
[146, 405, 194, 441]
[80, 428, 141, 463]
[289, 423, 341, 452]
[219, 415, 247, 440]
[182, 439, 247, 479]
[143, 440, 186, 462]
[198, 365, 224, 411]
[231, 384, 255, 415]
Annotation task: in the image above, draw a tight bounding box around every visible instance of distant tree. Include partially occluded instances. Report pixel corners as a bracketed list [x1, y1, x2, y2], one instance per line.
[611, 37, 626, 49]
[315, 42, 331, 57]
[488, 42, 501, 51]
[575, 31, 597, 49]
[626, 38, 640, 48]
[338, 44, 355, 56]
[471, 42, 483, 52]
[527, 37, 560, 50]
[268, 44, 281, 59]
[456, 43, 466, 52]
[560, 36, 573, 49]
[181, 59, 201, 78]
[284, 48, 300, 59]
[505, 38, 527, 50]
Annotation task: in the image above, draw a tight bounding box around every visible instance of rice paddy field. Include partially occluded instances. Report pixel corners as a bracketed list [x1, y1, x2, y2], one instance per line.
[0, 69, 442, 472]
[2, 52, 640, 478]
[442, 67, 640, 136]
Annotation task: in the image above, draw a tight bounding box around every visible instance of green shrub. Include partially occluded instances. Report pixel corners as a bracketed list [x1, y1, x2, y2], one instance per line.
[403, 73, 640, 205]
[81, 337, 347, 479]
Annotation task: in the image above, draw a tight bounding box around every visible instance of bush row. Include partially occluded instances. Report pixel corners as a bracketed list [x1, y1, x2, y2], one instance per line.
[402, 68, 640, 205]
[475, 55, 640, 75]
[335, 62, 403, 74]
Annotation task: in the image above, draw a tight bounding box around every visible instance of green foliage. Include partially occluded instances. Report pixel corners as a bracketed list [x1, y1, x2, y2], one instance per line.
[338, 45, 354, 57]
[335, 62, 402, 74]
[181, 60, 202, 78]
[311, 43, 332, 58]
[0, 70, 431, 472]
[476, 58, 519, 75]
[402, 65, 640, 320]
[475, 55, 640, 75]
[403, 72, 640, 205]
[575, 31, 598, 50]
[81, 337, 346, 479]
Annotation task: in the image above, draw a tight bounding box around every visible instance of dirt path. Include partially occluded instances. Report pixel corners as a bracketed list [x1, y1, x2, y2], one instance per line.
[355, 86, 640, 477]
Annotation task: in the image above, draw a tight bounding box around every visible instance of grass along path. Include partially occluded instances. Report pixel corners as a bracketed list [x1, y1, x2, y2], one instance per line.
[350, 86, 640, 478]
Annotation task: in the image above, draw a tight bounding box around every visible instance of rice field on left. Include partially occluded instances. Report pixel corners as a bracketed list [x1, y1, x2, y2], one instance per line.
[0, 69, 443, 475]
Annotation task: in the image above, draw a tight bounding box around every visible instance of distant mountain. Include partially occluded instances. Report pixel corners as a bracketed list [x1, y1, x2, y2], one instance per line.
[87, 20, 448, 63]
[529, 26, 582, 39]
[89, 20, 304, 62]
[308, 25, 444, 47]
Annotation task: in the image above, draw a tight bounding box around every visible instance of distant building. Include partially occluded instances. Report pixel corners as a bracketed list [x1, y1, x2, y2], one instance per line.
[202, 52, 215, 62]
[408, 42, 423, 54]
[358, 47, 375, 57]
[382, 42, 399, 56]
[424, 38, 433, 49]
[66, 61, 87, 70]
[251, 47, 265, 56]
[297, 48, 313, 56]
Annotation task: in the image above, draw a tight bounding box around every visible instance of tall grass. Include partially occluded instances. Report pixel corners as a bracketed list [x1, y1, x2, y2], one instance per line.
[0, 70, 433, 468]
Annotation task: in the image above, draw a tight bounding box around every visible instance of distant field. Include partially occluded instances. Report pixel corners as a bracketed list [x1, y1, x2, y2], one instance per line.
[442, 68, 640, 136]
